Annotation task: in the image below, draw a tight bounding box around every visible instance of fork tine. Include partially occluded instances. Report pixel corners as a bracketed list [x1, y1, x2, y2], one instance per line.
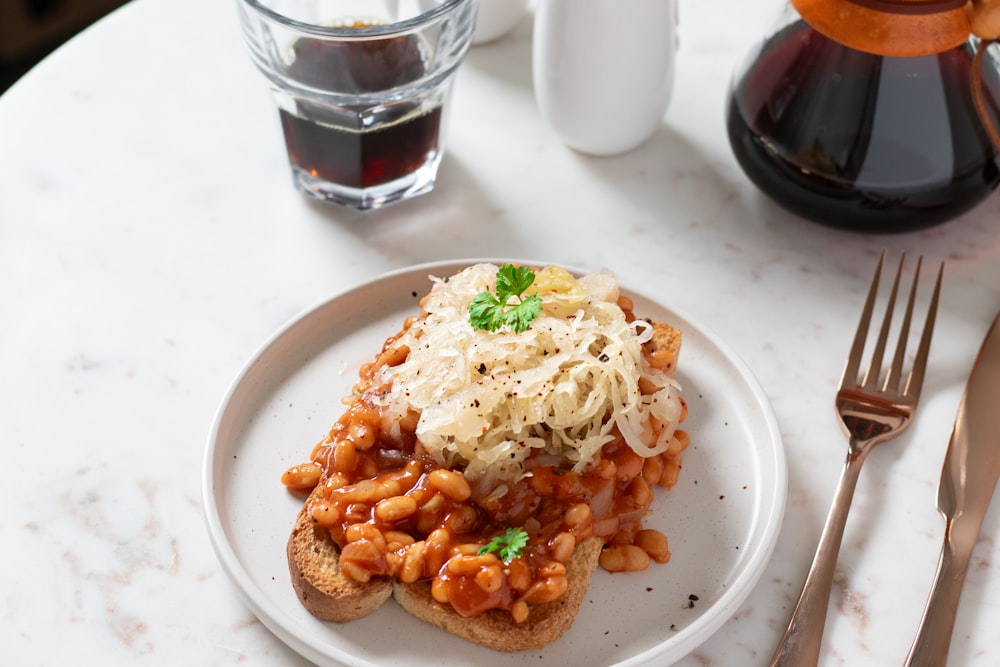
[904, 261, 943, 400]
[884, 256, 921, 393]
[862, 254, 904, 391]
[842, 251, 886, 388]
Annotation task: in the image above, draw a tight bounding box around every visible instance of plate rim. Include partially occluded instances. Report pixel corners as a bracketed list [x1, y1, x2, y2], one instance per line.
[202, 258, 788, 666]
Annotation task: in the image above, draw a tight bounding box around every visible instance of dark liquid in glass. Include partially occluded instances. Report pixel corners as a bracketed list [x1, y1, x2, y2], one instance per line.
[726, 20, 1000, 231]
[281, 35, 442, 190]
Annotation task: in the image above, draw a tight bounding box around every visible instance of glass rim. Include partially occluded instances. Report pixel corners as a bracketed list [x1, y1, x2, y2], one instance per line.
[239, 0, 472, 38]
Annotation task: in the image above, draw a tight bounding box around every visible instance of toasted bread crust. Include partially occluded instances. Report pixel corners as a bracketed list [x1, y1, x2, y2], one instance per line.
[391, 537, 604, 652]
[287, 488, 392, 622]
[646, 321, 682, 376]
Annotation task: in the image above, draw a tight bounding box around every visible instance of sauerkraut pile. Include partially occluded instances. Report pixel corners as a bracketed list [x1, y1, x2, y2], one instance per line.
[373, 263, 684, 489]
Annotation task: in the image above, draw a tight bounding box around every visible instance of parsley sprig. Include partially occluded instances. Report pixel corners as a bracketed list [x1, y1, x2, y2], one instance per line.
[477, 527, 529, 563]
[469, 265, 543, 333]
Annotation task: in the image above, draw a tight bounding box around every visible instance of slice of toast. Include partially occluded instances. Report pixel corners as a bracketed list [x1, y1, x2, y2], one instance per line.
[286, 488, 393, 622]
[646, 321, 682, 376]
[391, 537, 604, 652]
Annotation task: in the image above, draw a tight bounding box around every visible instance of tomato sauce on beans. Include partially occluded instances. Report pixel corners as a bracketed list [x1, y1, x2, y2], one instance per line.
[281, 305, 689, 622]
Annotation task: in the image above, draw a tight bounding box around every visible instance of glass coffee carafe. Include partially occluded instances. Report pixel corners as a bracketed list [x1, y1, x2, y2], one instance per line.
[727, 0, 1000, 232]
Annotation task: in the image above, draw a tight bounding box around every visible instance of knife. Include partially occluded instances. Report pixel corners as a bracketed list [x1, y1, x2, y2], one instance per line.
[904, 311, 1000, 666]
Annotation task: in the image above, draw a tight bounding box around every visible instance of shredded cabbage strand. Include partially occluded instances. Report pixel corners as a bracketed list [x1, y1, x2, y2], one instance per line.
[374, 264, 682, 484]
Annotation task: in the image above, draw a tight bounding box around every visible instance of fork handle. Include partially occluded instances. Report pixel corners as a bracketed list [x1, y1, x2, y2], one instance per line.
[770, 449, 869, 667]
[903, 517, 978, 667]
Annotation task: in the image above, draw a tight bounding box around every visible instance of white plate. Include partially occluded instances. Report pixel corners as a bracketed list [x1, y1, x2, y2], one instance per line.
[203, 260, 787, 667]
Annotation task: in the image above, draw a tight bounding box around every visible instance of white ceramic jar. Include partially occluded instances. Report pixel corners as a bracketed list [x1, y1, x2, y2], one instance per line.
[532, 0, 679, 155]
[472, 0, 530, 44]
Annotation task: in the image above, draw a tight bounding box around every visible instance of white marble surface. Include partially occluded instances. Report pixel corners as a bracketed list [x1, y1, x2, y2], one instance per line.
[3, 0, 1000, 665]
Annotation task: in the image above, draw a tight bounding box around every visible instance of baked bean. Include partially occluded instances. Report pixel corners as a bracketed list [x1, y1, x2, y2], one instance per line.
[538, 561, 566, 578]
[347, 421, 377, 450]
[376, 479, 403, 499]
[638, 376, 659, 395]
[659, 455, 682, 488]
[453, 542, 481, 556]
[339, 539, 384, 583]
[593, 516, 620, 539]
[443, 505, 478, 534]
[374, 480, 398, 502]
[425, 528, 452, 573]
[475, 565, 504, 593]
[427, 527, 451, 549]
[344, 523, 378, 542]
[385, 550, 402, 575]
[593, 458, 617, 480]
[309, 438, 328, 461]
[613, 448, 644, 482]
[649, 415, 669, 440]
[398, 459, 424, 487]
[447, 553, 499, 576]
[642, 456, 665, 486]
[608, 525, 636, 546]
[511, 599, 530, 624]
[333, 439, 358, 472]
[357, 456, 379, 479]
[627, 476, 654, 510]
[383, 530, 415, 549]
[675, 429, 691, 450]
[617, 295, 634, 312]
[311, 447, 332, 470]
[415, 514, 440, 537]
[398, 541, 428, 583]
[599, 544, 650, 573]
[397, 409, 419, 434]
[420, 492, 444, 514]
[563, 503, 592, 528]
[380, 410, 419, 448]
[549, 532, 575, 563]
[376, 344, 410, 369]
[416, 493, 445, 534]
[522, 574, 568, 604]
[506, 557, 532, 592]
[634, 529, 671, 563]
[343, 503, 370, 523]
[523, 517, 541, 537]
[337, 479, 378, 504]
[357, 362, 375, 384]
[309, 500, 340, 527]
[323, 473, 349, 492]
[427, 469, 472, 502]
[339, 559, 372, 583]
[431, 576, 450, 604]
[282, 462, 323, 490]
[345, 522, 384, 549]
[375, 495, 418, 523]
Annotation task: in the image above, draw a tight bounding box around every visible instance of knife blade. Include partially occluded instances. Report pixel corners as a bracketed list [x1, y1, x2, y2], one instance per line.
[904, 311, 1000, 666]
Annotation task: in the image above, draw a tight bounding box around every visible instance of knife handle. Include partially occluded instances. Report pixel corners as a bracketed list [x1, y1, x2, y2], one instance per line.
[903, 518, 977, 667]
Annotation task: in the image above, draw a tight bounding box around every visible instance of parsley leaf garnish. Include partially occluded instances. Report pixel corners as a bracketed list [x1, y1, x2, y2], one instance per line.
[477, 527, 529, 563]
[469, 265, 543, 333]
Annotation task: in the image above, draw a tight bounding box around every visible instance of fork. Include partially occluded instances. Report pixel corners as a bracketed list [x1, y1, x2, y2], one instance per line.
[770, 252, 943, 667]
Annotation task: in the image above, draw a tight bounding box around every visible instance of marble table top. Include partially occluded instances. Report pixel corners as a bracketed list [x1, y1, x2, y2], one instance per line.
[3, 0, 1000, 664]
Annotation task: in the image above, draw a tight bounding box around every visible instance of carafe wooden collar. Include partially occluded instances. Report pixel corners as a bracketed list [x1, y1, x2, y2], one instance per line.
[790, 0, 998, 56]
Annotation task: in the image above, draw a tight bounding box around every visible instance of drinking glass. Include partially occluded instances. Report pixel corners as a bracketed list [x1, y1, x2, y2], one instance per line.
[237, 0, 477, 210]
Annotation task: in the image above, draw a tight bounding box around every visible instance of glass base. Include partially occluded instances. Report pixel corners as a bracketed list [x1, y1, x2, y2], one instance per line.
[289, 153, 442, 211]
